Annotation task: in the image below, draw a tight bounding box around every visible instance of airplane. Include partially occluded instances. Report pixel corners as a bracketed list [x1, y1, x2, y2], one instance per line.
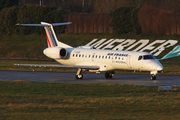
[15, 22, 178, 80]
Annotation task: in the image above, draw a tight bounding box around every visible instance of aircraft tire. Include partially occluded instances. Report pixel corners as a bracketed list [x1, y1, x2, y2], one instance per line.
[76, 74, 83, 79]
[151, 75, 156, 80]
[105, 72, 113, 79]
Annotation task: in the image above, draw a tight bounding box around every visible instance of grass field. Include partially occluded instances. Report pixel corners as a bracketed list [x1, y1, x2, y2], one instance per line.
[0, 81, 180, 119]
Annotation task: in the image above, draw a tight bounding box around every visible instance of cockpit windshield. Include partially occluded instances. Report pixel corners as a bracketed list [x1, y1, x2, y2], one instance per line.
[138, 55, 155, 60]
[143, 55, 155, 60]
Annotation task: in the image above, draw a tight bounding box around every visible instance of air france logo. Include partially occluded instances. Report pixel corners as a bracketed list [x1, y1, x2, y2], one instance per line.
[107, 53, 128, 57]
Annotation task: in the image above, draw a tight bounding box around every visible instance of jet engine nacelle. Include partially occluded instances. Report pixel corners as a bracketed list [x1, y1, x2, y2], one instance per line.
[43, 47, 68, 59]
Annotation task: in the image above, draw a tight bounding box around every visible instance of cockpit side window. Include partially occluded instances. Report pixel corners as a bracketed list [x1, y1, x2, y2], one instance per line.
[138, 56, 142, 60]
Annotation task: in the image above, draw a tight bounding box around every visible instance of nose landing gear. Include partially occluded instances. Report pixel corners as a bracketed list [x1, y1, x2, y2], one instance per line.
[151, 74, 156, 80]
[150, 71, 157, 80]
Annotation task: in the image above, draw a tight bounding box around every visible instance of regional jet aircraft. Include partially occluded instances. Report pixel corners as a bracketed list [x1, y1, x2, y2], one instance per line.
[15, 22, 165, 80]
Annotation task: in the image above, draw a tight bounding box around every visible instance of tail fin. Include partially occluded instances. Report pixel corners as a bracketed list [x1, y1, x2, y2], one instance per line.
[16, 22, 72, 48]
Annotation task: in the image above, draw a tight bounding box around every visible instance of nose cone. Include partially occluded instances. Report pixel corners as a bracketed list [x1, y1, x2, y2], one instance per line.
[146, 60, 163, 71]
[156, 62, 163, 71]
[153, 60, 163, 71]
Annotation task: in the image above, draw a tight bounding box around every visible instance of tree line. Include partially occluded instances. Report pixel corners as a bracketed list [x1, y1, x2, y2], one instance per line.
[0, 0, 180, 35]
[0, 0, 19, 11]
[1, 0, 180, 13]
[0, 5, 68, 35]
[0, 4, 142, 35]
[18, 0, 180, 13]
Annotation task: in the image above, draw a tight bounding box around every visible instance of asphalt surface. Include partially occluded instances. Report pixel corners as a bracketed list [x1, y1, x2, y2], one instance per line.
[0, 70, 180, 86]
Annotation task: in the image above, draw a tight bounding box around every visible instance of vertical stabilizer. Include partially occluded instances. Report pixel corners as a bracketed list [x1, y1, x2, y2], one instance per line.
[41, 22, 72, 48]
[16, 22, 72, 48]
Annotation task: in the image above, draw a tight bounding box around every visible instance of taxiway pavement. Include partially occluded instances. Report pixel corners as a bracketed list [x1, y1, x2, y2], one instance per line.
[0, 70, 180, 86]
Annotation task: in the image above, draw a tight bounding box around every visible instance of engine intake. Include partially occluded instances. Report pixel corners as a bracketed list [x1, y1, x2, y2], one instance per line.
[59, 48, 67, 58]
[43, 47, 68, 59]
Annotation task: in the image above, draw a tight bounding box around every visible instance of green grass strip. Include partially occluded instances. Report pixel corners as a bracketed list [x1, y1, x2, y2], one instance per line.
[0, 81, 180, 119]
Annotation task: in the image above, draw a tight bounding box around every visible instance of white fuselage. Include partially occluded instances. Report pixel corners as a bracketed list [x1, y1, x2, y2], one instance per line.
[49, 47, 163, 73]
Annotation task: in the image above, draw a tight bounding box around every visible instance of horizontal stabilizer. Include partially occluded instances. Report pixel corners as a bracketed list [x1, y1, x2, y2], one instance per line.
[16, 22, 72, 27]
[14, 64, 100, 70]
[52, 23, 72, 26]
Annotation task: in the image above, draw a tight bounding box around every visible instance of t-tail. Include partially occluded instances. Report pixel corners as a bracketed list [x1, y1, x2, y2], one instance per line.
[16, 22, 72, 48]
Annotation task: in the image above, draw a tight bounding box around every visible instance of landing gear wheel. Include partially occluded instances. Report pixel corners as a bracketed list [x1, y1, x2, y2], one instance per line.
[105, 73, 109, 78]
[105, 72, 113, 79]
[151, 75, 156, 80]
[76, 74, 83, 79]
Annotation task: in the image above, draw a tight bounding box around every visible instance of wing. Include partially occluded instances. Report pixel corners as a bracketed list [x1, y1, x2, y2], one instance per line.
[14, 64, 99, 70]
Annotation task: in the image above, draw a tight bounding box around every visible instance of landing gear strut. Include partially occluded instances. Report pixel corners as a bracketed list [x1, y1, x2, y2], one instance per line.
[76, 68, 83, 79]
[105, 72, 114, 79]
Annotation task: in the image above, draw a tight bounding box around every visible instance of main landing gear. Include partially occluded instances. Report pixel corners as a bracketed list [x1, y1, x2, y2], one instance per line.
[76, 68, 83, 79]
[75, 69, 115, 79]
[105, 72, 114, 79]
